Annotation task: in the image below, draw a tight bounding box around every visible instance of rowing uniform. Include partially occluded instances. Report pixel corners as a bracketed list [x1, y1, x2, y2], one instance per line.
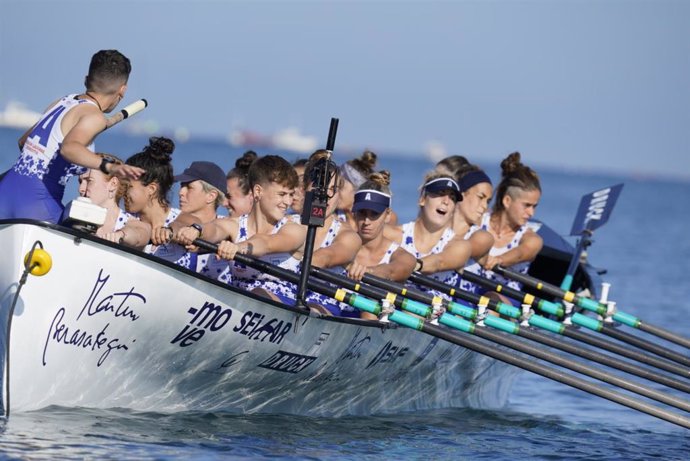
[0, 95, 96, 223]
[222, 214, 299, 305]
[400, 221, 457, 300]
[114, 209, 131, 231]
[454, 225, 484, 299]
[303, 218, 353, 316]
[145, 208, 181, 257]
[479, 212, 531, 291]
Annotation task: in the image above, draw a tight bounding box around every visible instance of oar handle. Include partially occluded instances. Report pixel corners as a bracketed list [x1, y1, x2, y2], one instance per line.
[104, 98, 148, 130]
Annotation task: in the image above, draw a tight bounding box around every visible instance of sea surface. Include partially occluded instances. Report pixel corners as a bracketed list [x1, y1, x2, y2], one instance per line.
[1, 126, 689, 459]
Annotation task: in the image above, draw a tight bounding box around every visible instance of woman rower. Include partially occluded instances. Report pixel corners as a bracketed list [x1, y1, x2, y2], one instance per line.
[337, 150, 399, 228]
[200, 150, 361, 315]
[224, 150, 257, 217]
[154, 161, 228, 274]
[447, 164, 495, 296]
[346, 171, 416, 319]
[177, 155, 299, 298]
[122, 136, 198, 253]
[481, 151, 543, 293]
[387, 173, 472, 299]
[74, 152, 151, 248]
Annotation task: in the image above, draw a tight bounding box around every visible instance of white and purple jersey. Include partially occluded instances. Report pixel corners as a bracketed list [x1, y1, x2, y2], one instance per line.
[480, 212, 531, 291]
[400, 221, 457, 300]
[0, 95, 97, 222]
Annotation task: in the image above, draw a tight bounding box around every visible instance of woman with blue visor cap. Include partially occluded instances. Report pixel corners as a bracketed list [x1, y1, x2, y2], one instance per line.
[387, 173, 473, 300]
[346, 171, 417, 319]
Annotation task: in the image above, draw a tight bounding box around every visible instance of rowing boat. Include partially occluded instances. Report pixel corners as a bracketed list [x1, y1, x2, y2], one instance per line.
[1, 219, 526, 416]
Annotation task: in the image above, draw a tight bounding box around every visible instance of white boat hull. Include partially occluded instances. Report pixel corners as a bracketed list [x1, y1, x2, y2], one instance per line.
[0, 221, 518, 416]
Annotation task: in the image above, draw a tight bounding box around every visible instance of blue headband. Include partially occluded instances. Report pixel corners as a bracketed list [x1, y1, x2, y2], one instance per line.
[423, 177, 461, 201]
[352, 189, 391, 213]
[459, 170, 492, 192]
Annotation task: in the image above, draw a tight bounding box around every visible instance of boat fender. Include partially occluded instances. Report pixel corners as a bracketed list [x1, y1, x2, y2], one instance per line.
[24, 248, 52, 276]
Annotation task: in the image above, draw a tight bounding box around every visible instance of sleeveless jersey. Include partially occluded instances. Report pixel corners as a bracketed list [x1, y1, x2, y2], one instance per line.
[455, 224, 484, 296]
[145, 208, 181, 256]
[303, 218, 353, 315]
[0, 95, 96, 222]
[226, 214, 296, 291]
[400, 220, 458, 300]
[480, 212, 531, 291]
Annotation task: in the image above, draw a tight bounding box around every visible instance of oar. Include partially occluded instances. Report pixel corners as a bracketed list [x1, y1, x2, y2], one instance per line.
[410, 270, 690, 380]
[458, 268, 690, 367]
[571, 313, 690, 368]
[192, 239, 690, 429]
[494, 264, 690, 350]
[457, 269, 564, 317]
[303, 270, 690, 411]
[104, 98, 148, 130]
[360, 272, 690, 394]
[404, 271, 561, 317]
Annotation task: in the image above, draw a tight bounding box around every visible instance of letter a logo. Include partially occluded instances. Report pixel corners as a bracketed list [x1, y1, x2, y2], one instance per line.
[365, 193, 372, 201]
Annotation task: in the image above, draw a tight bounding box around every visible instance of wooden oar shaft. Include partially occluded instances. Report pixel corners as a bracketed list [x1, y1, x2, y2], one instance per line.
[192, 238, 690, 429]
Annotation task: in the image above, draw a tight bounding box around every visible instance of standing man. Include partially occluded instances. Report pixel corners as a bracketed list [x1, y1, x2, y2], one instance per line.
[0, 49, 144, 222]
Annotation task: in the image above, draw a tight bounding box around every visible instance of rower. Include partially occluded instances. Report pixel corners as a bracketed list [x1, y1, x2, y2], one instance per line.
[387, 173, 472, 300]
[347, 171, 416, 320]
[481, 151, 543, 300]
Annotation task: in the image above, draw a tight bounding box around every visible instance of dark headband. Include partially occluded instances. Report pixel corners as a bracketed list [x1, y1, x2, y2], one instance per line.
[459, 170, 492, 192]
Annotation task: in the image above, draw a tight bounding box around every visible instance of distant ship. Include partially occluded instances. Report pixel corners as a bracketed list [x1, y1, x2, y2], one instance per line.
[0, 101, 41, 129]
[229, 126, 318, 154]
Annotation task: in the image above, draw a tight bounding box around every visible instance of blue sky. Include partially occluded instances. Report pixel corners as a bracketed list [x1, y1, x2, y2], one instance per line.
[1, 0, 688, 178]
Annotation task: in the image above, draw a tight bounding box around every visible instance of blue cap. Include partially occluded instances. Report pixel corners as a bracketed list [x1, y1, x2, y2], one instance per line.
[423, 177, 461, 201]
[352, 189, 391, 214]
[175, 161, 227, 194]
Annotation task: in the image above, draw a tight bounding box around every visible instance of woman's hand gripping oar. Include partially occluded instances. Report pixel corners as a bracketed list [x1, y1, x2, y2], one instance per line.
[193, 238, 690, 430]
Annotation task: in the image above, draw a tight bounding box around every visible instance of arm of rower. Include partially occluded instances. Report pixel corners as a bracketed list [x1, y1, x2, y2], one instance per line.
[198, 217, 237, 243]
[468, 229, 494, 262]
[120, 219, 152, 250]
[312, 228, 362, 268]
[241, 222, 306, 257]
[489, 231, 544, 269]
[419, 237, 472, 274]
[369, 247, 416, 282]
[169, 212, 201, 232]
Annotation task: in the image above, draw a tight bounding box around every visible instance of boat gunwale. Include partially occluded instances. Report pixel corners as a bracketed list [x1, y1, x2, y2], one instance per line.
[0, 218, 397, 331]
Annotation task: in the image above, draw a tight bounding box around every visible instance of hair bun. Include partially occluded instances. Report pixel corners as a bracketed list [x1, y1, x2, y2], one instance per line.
[500, 151, 522, 176]
[144, 136, 175, 163]
[236, 150, 258, 171]
[369, 170, 391, 187]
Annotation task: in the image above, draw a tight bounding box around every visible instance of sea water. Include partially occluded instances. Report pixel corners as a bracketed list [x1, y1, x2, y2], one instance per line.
[0, 127, 689, 459]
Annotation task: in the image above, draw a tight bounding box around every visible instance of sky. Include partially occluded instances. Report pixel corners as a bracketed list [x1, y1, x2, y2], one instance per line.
[1, 0, 688, 178]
